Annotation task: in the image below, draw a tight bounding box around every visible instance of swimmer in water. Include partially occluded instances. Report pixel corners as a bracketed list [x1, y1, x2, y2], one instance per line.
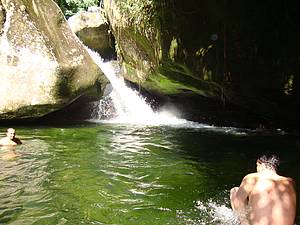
[0, 128, 22, 146]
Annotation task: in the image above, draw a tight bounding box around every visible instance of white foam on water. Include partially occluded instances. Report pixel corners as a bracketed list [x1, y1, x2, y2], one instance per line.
[194, 200, 240, 225]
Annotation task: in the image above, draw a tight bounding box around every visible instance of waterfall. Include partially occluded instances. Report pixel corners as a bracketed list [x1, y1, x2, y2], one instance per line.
[86, 49, 248, 135]
[86, 49, 250, 134]
[87, 49, 188, 126]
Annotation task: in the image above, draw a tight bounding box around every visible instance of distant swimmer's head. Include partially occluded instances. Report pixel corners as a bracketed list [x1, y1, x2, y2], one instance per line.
[257, 155, 280, 171]
[6, 128, 16, 140]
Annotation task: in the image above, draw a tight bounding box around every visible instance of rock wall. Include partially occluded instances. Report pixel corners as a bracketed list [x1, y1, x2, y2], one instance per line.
[0, 0, 108, 120]
[103, 0, 300, 129]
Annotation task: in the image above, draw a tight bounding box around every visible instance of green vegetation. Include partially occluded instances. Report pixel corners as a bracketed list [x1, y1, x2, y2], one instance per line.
[116, 0, 156, 26]
[112, 1, 161, 84]
[55, 0, 98, 17]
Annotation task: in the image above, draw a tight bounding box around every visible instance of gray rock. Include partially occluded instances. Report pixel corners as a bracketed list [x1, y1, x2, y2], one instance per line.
[68, 9, 114, 58]
[0, 0, 108, 120]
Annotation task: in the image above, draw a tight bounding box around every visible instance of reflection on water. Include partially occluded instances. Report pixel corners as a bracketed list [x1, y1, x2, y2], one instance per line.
[0, 139, 52, 224]
[0, 125, 299, 224]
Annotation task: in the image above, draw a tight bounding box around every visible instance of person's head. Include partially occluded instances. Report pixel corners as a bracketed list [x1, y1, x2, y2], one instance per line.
[6, 128, 16, 140]
[256, 155, 280, 172]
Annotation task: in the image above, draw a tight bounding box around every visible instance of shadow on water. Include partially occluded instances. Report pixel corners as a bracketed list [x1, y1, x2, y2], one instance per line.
[0, 124, 299, 224]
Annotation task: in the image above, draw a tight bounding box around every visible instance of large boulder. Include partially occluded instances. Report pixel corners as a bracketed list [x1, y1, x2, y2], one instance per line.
[0, 3, 4, 33]
[0, 0, 108, 121]
[103, 0, 300, 129]
[68, 7, 115, 59]
[103, 0, 222, 97]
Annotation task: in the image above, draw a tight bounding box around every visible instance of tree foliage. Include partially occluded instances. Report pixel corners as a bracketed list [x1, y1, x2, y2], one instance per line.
[55, 0, 99, 17]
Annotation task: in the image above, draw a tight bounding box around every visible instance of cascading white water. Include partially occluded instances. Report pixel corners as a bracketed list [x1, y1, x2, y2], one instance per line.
[194, 200, 240, 225]
[88, 49, 190, 126]
[0, 5, 58, 107]
[87, 49, 249, 135]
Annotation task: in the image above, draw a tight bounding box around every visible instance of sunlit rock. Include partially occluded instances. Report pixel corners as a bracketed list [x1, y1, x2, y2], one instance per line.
[103, 0, 157, 85]
[68, 7, 115, 59]
[0, 0, 108, 120]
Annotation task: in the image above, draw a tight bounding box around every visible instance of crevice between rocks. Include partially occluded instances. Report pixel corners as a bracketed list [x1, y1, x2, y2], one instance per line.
[0, 2, 6, 35]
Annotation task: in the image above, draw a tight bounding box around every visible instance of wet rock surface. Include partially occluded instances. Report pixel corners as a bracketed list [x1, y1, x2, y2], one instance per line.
[103, 0, 300, 130]
[0, 0, 108, 121]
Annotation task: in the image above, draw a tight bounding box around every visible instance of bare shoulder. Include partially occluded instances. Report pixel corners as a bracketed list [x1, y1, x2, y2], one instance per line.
[243, 172, 259, 181]
[0, 137, 6, 142]
[274, 175, 297, 195]
[280, 176, 296, 186]
[241, 173, 259, 187]
[277, 174, 294, 181]
[0, 137, 9, 145]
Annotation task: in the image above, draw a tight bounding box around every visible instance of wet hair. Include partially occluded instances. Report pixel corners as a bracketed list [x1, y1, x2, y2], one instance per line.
[257, 155, 280, 171]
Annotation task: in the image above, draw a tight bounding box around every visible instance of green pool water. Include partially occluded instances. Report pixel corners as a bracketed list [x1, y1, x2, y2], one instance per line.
[0, 123, 299, 224]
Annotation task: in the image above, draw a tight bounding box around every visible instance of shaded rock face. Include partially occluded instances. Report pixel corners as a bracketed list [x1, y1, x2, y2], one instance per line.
[0, 3, 4, 34]
[0, 0, 108, 120]
[103, 0, 300, 130]
[68, 7, 115, 59]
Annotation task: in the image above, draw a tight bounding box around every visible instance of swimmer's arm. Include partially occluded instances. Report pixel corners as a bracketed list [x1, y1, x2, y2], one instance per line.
[231, 175, 255, 225]
[232, 175, 255, 210]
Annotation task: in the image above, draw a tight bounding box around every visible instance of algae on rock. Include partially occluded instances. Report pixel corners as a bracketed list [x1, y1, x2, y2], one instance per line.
[102, 0, 300, 129]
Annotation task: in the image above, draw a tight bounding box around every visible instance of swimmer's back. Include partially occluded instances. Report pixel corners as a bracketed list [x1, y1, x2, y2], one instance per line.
[248, 173, 296, 225]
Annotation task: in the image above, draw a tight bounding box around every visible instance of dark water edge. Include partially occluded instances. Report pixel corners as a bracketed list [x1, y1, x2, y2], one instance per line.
[0, 122, 299, 224]
[2, 90, 300, 134]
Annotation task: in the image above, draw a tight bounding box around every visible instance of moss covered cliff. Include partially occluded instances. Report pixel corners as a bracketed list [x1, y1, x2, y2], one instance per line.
[103, 0, 300, 129]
